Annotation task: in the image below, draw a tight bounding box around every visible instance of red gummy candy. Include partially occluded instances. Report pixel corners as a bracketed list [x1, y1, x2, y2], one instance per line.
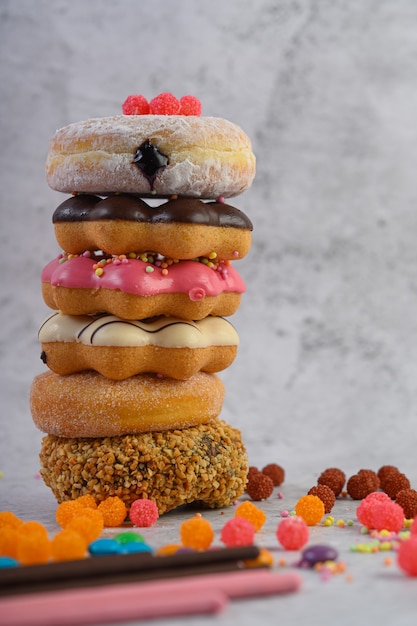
[129, 499, 159, 528]
[122, 95, 150, 115]
[370, 500, 404, 533]
[149, 93, 180, 115]
[356, 492, 391, 528]
[220, 517, 255, 547]
[398, 535, 417, 576]
[179, 95, 202, 116]
[276, 516, 309, 550]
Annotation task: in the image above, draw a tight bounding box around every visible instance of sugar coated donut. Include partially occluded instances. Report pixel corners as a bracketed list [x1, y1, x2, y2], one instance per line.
[39, 312, 239, 380]
[46, 115, 256, 198]
[52, 195, 253, 259]
[39, 419, 248, 513]
[41, 254, 245, 320]
[30, 370, 224, 437]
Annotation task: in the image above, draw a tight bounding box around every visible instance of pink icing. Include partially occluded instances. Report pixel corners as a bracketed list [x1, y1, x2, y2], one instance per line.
[41, 256, 246, 298]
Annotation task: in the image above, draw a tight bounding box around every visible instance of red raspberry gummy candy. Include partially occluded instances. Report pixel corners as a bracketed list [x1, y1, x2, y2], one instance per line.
[149, 93, 180, 115]
[276, 516, 309, 550]
[129, 499, 159, 528]
[398, 535, 417, 576]
[220, 517, 255, 547]
[179, 95, 202, 116]
[122, 95, 150, 115]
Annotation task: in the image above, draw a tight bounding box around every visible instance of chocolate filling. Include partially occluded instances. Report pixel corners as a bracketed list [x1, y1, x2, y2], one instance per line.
[132, 140, 169, 187]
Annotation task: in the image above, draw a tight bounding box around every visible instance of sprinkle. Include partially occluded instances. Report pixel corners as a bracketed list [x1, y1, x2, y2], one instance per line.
[208, 252, 217, 260]
[336, 519, 346, 528]
[217, 196, 225, 203]
[95, 267, 104, 276]
[145, 266, 154, 273]
[281, 510, 290, 518]
[277, 492, 284, 499]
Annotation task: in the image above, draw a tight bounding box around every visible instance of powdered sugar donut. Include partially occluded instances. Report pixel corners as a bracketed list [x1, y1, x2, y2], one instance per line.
[30, 370, 225, 437]
[39, 312, 239, 380]
[46, 115, 256, 198]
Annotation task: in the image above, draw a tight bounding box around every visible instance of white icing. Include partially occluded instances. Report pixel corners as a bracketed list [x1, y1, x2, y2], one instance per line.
[39, 312, 239, 348]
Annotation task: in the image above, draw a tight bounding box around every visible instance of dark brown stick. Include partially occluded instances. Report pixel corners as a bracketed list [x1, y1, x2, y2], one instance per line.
[0, 545, 261, 597]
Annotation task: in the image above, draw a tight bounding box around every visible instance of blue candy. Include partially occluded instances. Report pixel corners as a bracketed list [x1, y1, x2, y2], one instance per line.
[0, 556, 19, 568]
[88, 538, 122, 556]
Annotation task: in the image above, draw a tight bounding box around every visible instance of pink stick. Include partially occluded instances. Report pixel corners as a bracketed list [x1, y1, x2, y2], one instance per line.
[0, 570, 301, 626]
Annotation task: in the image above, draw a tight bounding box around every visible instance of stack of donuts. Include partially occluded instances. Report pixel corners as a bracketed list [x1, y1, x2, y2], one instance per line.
[30, 93, 256, 514]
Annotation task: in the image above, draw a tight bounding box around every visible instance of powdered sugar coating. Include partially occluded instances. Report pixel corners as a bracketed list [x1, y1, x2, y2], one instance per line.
[46, 115, 256, 198]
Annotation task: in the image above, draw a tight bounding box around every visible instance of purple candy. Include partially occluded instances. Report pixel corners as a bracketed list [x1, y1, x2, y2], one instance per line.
[300, 544, 338, 567]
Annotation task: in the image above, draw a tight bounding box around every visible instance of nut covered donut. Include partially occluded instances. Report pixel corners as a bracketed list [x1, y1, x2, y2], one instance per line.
[46, 115, 256, 198]
[30, 370, 225, 437]
[39, 419, 248, 512]
[39, 312, 239, 380]
[52, 195, 253, 259]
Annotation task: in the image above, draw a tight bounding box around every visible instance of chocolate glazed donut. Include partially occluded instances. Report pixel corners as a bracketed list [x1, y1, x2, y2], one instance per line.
[52, 195, 253, 259]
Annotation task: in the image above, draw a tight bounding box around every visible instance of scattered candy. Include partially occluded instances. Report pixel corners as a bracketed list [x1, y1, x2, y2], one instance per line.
[51, 529, 87, 562]
[317, 468, 346, 496]
[382, 471, 410, 499]
[75, 494, 98, 510]
[180, 515, 215, 550]
[356, 492, 391, 528]
[16, 532, 51, 566]
[220, 517, 255, 547]
[276, 516, 309, 550]
[0, 511, 23, 529]
[55, 500, 85, 528]
[66, 509, 104, 543]
[244, 548, 274, 568]
[368, 500, 404, 533]
[347, 469, 380, 500]
[308, 484, 336, 514]
[121, 542, 153, 555]
[0, 556, 18, 568]
[97, 496, 127, 527]
[295, 495, 325, 526]
[89, 538, 122, 556]
[129, 499, 159, 527]
[300, 544, 338, 568]
[398, 535, 417, 576]
[114, 531, 145, 545]
[234, 500, 266, 531]
[396, 489, 417, 519]
[246, 472, 274, 501]
[262, 463, 285, 486]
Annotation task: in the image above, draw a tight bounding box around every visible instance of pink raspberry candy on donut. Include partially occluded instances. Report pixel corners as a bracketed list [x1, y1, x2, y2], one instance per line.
[179, 95, 202, 116]
[149, 92, 180, 115]
[122, 95, 150, 115]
